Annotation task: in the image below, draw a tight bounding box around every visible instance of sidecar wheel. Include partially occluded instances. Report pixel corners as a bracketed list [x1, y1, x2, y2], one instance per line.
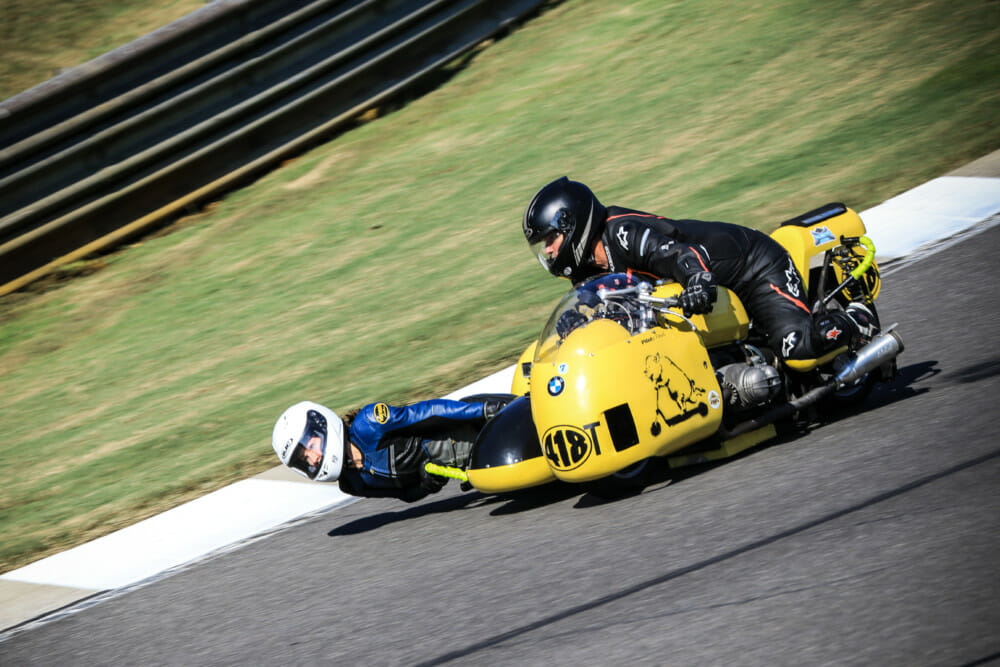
[586, 459, 654, 499]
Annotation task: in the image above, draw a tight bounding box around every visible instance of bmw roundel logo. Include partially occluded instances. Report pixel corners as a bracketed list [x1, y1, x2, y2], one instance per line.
[547, 376, 565, 396]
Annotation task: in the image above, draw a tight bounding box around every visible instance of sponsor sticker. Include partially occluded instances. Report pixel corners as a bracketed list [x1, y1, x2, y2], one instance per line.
[708, 391, 721, 410]
[811, 226, 836, 246]
[547, 376, 565, 396]
[373, 403, 390, 424]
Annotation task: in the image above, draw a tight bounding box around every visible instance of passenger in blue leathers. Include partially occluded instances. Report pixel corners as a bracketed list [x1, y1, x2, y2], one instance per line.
[272, 396, 509, 502]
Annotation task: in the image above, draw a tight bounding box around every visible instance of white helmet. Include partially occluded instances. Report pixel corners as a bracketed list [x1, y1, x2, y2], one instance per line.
[272, 401, 345, 482]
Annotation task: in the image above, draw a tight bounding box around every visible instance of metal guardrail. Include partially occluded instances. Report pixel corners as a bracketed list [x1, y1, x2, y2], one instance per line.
[0, 0, 546, 295]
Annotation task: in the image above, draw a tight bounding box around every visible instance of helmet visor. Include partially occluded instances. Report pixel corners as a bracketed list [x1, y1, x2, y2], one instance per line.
[529, 229, 564, 270]
[287, 409, 329, 480]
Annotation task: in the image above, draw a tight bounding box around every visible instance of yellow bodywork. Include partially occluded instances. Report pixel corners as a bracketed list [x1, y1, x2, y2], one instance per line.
[529, 317, 725, 483]
[784, 344, 848, 373]
[770, 205, 880, 299]
[466, 455, 555, 493]
[667, 424, 777, 468]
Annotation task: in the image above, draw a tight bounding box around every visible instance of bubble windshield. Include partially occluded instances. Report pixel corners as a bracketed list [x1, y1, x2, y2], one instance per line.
[533, 272, 658, 364]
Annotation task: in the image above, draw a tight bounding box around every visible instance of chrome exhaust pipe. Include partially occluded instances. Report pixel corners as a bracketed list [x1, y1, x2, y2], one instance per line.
[719, 327, 904, 439]
[834, 329, 904, 387]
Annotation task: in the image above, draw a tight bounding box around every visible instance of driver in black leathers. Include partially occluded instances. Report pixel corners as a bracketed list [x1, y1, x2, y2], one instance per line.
[522, 177, 876, 362]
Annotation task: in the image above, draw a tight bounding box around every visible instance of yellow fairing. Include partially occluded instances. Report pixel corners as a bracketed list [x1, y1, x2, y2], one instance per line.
[466, 456, 555, 493]
[770, 205, 873, 294]
[531, 319, 723, 483]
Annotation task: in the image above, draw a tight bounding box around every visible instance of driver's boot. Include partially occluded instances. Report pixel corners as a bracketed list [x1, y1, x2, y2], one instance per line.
[816, 303, 878, 353]
[845, 302, 879, 345]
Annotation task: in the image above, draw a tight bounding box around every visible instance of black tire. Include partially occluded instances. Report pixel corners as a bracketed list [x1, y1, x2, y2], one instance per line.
[586, 458, 655, 499]
[821, 301, 880, 408]
[825, 373, 877, 407]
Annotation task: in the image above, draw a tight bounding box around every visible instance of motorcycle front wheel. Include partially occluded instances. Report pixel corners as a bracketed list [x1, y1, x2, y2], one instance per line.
[585, 458, 656, 500]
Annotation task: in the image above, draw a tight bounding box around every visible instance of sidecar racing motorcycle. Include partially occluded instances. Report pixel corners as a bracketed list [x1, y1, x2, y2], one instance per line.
[432, 203, 903, 497]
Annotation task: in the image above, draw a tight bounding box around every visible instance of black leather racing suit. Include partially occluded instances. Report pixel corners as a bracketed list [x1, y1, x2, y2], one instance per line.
[591, 206, 831, 360]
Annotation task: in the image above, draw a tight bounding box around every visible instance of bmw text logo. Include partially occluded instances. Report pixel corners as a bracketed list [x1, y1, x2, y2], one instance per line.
[547, 376, 565, 396]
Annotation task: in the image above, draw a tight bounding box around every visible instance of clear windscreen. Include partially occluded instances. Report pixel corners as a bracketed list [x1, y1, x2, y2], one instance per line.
[533, 272, 657, 364]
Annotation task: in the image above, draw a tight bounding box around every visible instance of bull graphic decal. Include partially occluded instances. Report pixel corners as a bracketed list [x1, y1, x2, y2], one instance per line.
[644, 352, 709, 435]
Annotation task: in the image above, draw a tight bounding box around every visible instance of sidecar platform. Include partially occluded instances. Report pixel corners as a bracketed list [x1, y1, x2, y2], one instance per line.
[666, 424, 777, 468]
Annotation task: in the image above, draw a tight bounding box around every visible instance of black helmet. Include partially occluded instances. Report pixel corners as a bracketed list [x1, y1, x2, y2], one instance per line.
[523, 177, 607, 281]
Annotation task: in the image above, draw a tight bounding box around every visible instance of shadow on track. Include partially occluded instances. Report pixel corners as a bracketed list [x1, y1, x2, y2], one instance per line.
[326, 482, 583, 535]
[327, 492, 489, 536]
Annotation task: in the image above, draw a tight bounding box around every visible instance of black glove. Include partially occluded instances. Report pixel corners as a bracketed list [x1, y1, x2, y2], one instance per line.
[556, 309, 588, 337]
[418, 463, 448, 494]
[679, 271, 717, 316]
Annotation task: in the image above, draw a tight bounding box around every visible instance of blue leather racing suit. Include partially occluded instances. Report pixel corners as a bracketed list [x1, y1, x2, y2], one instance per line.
[337, 398, 491, 502]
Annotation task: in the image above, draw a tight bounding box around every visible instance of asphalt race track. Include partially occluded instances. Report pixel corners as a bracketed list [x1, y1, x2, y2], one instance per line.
[2, 223, 999, 665]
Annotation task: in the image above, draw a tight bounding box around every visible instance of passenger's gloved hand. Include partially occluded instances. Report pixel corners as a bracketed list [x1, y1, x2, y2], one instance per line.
[679, 271, 717, 316]
[556, 309, 588, 337]
[419, 463, 448, 494]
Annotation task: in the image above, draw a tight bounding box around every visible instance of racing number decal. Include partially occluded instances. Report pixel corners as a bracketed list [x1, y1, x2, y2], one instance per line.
[542, 425, 593, 471]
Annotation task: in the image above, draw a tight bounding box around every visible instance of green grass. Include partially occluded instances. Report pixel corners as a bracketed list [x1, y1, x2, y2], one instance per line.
[1, 0, 999, 572]
[0, 0, 206, 100]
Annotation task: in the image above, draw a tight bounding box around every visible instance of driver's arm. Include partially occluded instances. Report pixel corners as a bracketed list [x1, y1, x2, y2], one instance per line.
[606, 218, 711, 284]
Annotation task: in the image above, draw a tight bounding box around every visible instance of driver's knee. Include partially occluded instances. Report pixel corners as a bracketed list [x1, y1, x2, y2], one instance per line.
[770, 326, 819, 361]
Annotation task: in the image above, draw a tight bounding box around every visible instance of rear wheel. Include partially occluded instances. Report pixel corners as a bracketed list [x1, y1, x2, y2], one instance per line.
[826, 372, 877, 407]
[822, 302, 881, 408]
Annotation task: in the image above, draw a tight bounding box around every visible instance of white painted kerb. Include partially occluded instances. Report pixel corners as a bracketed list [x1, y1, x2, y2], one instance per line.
[861, 176, 1000, 260]
[3, 480, 353, 590]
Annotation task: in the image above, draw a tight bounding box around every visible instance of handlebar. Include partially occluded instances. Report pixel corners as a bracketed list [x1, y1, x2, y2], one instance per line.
[424, 462, 469, 482]
[637, 294, 680, 308]
[850, 236, 877, 280]
[822, 235, 878, 306]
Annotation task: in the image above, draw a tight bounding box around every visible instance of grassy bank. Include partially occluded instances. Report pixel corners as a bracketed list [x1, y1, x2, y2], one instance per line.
[1, 0, 999, 572]
[0, 0, 205, 101]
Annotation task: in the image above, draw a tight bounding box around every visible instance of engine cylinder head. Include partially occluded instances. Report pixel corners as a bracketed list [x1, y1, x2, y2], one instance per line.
[719, 362, 782, 407]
